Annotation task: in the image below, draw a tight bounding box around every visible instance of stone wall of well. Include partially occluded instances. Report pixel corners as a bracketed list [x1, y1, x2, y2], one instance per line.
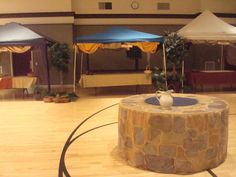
[118, 94, 229, 174]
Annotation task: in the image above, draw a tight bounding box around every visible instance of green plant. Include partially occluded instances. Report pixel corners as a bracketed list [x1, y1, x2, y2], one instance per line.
[49, 42, 71, 90]
[164, 32, 190, 68]
[151, 67, 166, 90]
[33, 85, 47, 100]
[164, 32, 191, 91]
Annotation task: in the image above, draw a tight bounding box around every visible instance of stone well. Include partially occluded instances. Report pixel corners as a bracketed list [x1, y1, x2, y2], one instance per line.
[118, 94, 229, 174]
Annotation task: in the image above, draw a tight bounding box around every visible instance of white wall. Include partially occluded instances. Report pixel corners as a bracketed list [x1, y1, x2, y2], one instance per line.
[0, 0, 72, 13]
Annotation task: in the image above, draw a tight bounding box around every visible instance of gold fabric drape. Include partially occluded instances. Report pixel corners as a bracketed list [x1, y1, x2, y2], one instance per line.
[131, 42, 159, 53]
[77, 42, 159, 54]
[77, 43, 102, 54]
[0, 46, 31, 53]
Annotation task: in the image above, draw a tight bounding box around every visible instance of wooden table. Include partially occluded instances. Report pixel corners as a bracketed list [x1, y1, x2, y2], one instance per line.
[118, 93, 229, 174]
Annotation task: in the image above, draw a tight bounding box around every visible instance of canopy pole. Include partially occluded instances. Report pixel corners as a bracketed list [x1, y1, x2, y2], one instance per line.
[73, 46, 77, 92]
[181, 60, 185, 92]
[220, 45, 224, 70]
[162, 44, 168, 90]
[146, 52, 151, 70]
[86, 54, 90, 74]
[80, 53, 84, 76]
[45, 43, 51, 92]
[30, 50, 34, 73]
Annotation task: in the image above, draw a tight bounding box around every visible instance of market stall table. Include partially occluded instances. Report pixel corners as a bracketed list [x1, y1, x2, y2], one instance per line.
[188, 70, 236, 91]
[118, 93, 229, 174]
[0, 76, 37, 95]
[79, 73, 151, 88]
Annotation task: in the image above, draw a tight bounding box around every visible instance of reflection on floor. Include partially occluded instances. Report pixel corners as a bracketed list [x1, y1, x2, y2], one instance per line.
[0, 88, 236, 177]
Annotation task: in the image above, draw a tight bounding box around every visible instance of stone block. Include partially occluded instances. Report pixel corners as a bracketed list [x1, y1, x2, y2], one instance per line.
[125, 137, 133, 148]
[209, 134, 220, 147]
[149, 115, 172, 133]
[143, 143, 157, 155]
[161, 132, 184, 145]
[145, 155, 174, 173]
[173, 116, 186, 134]
[148, 127, 161, 141]
[206, 148, 217, 160]
[134, 152, 144, 167]
[134, 127, 144, 145]
[159, 145, 176, 158]
[175, 160, 192, 174]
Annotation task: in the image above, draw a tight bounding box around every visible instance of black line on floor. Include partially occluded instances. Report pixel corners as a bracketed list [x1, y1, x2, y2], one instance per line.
[69, 122, 118, 146]
[58, 103, 119, 177]
[207, 169, 218, 177]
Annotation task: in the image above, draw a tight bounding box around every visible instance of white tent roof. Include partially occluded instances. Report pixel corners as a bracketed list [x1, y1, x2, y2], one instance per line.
[178, 10, 236, 42]
[0, 22, 43, 44]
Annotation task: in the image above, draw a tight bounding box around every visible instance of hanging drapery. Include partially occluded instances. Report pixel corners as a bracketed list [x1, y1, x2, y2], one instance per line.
[77, 42, 159, 54]
[129, 42, 159, 53]
[76, 43, 102, 54]
[0, 46, 31, 53]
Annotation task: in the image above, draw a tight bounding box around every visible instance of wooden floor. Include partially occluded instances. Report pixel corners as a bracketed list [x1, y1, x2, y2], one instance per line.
[0, 89, 236, 177]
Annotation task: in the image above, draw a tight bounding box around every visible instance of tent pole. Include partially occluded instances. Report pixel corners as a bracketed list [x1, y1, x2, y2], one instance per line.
[162, 44, 168, 90]
[86, 54, 90, 74]
[181, 60, 184, 92]
[80, 53, 84, 76]
[10, 52, 13, 76]
[221, 45, 224, 70]
[31, 50, 34, 73]
[45, 43, 51, 92]
[73, 46, 77, 92]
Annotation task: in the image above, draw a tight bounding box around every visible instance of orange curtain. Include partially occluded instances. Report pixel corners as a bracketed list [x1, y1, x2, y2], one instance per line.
[76, 42, 160, 54]
[77, 43, 102, 54]
[0, 46, 31, 53]
[131, 42, 159, 53]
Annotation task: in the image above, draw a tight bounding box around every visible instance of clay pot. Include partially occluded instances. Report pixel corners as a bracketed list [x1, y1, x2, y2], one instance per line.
[43, 96, 54, 103]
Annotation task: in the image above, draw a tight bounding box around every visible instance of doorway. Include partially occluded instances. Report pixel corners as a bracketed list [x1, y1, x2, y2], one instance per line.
[12, 50, 32, 76]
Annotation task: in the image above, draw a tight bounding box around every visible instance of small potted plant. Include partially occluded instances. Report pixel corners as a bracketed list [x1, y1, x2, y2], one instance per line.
[33, 85, 46, 100]
[152, 67, 166, 91]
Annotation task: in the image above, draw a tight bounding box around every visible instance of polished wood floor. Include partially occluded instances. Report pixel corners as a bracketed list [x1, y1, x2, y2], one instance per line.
[0, 89, 236, 177]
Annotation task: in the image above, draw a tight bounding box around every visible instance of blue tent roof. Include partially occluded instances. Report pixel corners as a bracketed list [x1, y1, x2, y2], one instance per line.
[76, 27, 163, 43]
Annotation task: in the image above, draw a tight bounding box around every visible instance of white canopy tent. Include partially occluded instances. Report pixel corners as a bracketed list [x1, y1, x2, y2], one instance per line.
[178, 10, 236, 42]
[178, 10, 236, 70]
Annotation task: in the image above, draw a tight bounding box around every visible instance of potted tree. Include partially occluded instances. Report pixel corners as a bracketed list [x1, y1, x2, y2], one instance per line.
[49, 42, 71, 90]
[47, 42, 71, 103]
[164, 32, 191, 92]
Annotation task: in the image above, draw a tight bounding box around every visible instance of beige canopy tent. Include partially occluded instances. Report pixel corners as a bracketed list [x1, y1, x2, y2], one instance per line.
[178, 10, 236, 42]
[178, 10, 236, 70]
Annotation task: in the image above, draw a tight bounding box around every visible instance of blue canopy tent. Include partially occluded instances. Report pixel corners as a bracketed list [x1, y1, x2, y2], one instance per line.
[76, 27, 163, 43]
[73, 27, 166, 91]
[0, 22, 53, 91]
